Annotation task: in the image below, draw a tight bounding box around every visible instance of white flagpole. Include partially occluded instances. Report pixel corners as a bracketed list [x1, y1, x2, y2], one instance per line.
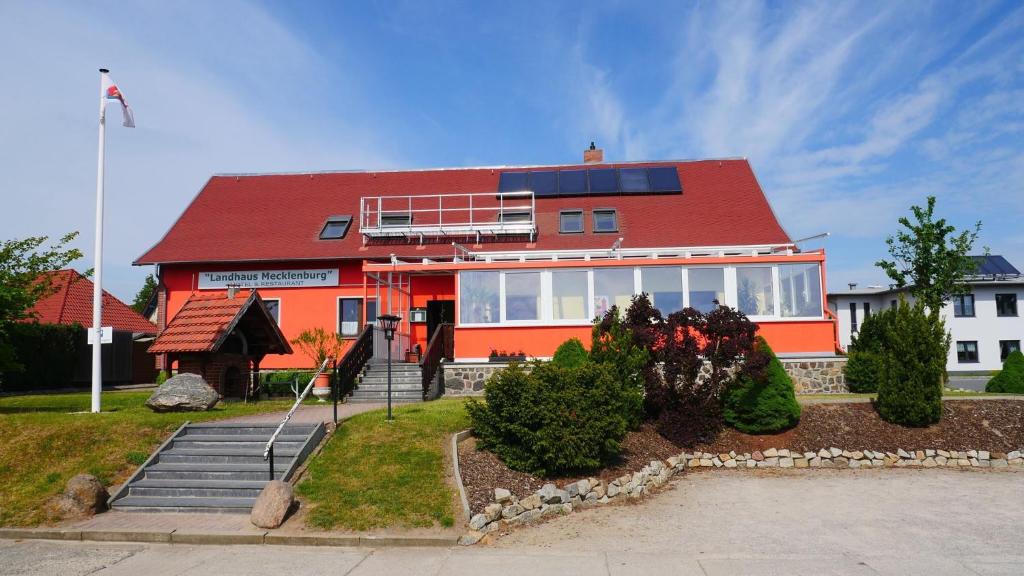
[91, 68, 108, 414]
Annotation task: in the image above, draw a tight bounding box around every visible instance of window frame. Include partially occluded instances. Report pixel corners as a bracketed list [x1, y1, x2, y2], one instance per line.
[336, 297, 364, 338]
[953, 294, 975, 317]
[999, 340, 1020, 361]
[558, 210, 585, 234]
[850, 302, 858, 333]
[262, 298, 281, 325]
[735, 265, 777, 319]
[956, 340, 979, 364]
[379, 212, 412, 227]
[318, 215, 352, 240]
[497, 209, 532, 224]
[592, 209, 619, 233]
[996, 293, 1018, 317]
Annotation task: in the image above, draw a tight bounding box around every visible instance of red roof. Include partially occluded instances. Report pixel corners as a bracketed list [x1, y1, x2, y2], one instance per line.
[148, 290, 291, 354]
[27, 270, 157, 333]
[135, 159, 791, 265]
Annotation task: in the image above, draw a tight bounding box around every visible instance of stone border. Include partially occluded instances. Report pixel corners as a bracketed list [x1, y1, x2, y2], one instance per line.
[682, 447, 1023, 470]
[0, 528, 457, 548]
[450, 430, 473, 521]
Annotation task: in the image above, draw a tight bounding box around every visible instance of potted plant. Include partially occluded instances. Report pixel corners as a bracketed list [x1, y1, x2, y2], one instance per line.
[290, 328, 348, 401]
[488, 349, 527, 362]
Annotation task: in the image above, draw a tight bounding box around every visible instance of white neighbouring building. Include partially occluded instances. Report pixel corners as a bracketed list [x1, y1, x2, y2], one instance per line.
[827, 255, 1023, 373]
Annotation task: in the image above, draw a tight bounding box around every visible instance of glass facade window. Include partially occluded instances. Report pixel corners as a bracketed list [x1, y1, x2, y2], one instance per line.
[737, 267, 774, 316]
[338, 298, 362, 337]
[778, 263, 822, 318]
[593, 268, 635, 318]
[504, 272, 541, 321]
[996, 293, 1018, 317]
[459, 271, 499, 324]
[552, 270, 589, 320]
[641, 267, 683, 315]
[956, 341, 979, 363]
[1000, 340, 1020, 361]
[953, 294, 975, 317]
[688, 268, 725, 313]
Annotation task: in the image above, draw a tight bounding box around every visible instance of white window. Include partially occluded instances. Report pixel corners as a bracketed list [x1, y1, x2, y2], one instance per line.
[593, 268, 635, 318]
[459, 271, 499, 324]
[504, 271, 541, 321]
[641, 267, 683, 315]
[737, 267, 774, 316]
[552, 270, 589, 320]
[337, 298, 362, 337]
[688, 268, 725, 313]
[779, 263, 822, 318]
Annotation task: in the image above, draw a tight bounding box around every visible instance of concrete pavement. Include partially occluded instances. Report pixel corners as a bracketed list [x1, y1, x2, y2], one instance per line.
[4, 469, 1021, 575]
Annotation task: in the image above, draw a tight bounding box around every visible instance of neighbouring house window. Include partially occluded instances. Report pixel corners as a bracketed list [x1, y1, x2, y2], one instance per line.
[996, 293, 1018, 317]
[850, 302, 858, 332]
[688, 268, 725, 313]
[559, 210, 584, 234]
[593, 268, 635, 318]
[864, 302, 871, 318]
[778, 263, 822, 318]
[552, 270, 588, 320]
[1000, 340, 1021, 361]
[504, 271, 541, 321]
[459, 271, 499, 324]
[953, 294, 975, 317]
[737, 267, 774, 316]
[592, 209, 618, 233]
[338, 298, 363, 337]
[891, 299, 898, 309]
[641, 267, 683, 315]
[956, 341, 979, 363]
[263, 299, 280, 325]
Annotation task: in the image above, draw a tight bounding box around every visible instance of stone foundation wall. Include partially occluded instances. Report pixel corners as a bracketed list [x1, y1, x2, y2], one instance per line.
[443, 357, 848, 396]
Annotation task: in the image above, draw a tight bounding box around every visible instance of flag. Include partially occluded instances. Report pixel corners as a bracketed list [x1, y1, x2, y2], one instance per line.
[101, 72, 135, 128]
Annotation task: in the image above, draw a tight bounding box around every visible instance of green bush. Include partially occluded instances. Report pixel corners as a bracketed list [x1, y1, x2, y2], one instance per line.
[986, 351, 1024, 393]
[552, 338, 589, 368]
[0, 322, 83, 391]
[844, 350, 883, 393]
[466, 361, 634, 476]
[876, 302, 948, 426]
[589, 306, 648, 428]
[723, 338, 801, 434]
[155, 370, 170, 385]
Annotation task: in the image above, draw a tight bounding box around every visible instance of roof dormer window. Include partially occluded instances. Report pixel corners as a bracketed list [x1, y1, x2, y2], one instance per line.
[319, 215, 352, 240]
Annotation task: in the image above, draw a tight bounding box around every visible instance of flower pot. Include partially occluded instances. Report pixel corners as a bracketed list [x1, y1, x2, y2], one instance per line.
[405, 352, 420, 363]
[311, 372, 332, 402]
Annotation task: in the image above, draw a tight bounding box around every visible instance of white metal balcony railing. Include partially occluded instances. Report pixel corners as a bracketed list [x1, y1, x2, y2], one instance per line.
[359, 191, 536, 242]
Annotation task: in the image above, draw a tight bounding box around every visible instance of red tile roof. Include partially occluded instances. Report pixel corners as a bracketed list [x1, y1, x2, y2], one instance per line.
[134, 159, 791, 265]
[27, 270, 157, 333]
[148, 290, 291, 354]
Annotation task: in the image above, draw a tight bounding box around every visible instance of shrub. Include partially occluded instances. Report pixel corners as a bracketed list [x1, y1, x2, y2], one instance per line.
[466, 361, 635, 476]
[590, 305, 648, 428]
[155, 370, 170, 385]
[875, 301, 948, 426]
[844, 350, 883, 393]
[0, 322, 83, 391]
[723, 338, 801, 434]
[986, 351, 1024, 393]
[552, 338, 589, 369]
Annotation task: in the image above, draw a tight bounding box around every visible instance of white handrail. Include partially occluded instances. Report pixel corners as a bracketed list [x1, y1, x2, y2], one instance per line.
[263, 356, 332, 461]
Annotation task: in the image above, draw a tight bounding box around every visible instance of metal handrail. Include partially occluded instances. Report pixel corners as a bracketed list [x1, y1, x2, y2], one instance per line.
[359, 191, 536, 236]
[420, 323, 454, 399]
[262, 356, 332, 480]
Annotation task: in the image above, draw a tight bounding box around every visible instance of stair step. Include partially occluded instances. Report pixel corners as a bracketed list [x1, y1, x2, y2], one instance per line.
[346, 397, 422, 404]
[113, 495, 256, 512]
[128, 485, 265, 498]
[183, 426, 315, 436]
[144, 469, 284, 481]
[131, 478, 269, 489]
[172, 440, 305, 451]
[174, 434, 307, 443]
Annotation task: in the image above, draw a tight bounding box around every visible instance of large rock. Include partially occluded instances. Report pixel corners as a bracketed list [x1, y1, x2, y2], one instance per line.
[250, 480, 294, 529]
[145, 373, 220, 412]
[51, 474, 109, 518]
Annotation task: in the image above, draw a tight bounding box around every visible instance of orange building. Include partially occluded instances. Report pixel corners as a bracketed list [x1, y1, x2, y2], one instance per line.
[136, 150, 837, 378]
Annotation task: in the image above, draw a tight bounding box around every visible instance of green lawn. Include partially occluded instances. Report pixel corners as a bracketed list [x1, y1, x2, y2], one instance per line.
[0, 391, 297, 527]
[297, 398, 470, 531]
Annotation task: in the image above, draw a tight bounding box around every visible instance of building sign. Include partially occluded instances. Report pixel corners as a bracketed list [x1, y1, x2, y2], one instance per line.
[198, 268, 338, 289]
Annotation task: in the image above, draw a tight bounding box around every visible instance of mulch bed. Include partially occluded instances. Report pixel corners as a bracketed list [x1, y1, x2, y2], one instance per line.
[458, 400, 1024, 514]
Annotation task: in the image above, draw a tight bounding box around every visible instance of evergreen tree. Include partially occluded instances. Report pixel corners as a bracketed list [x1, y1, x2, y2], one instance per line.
[132, 274, 158, 313]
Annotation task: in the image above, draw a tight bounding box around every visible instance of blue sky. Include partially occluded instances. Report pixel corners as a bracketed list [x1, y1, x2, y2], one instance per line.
[1, 1, 1022, 301]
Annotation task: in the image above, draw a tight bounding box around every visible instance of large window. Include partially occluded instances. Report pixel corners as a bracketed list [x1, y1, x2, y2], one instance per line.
[552, 270, 588, 320]
[460, 271, 499, 324]
[593, 268, 635, 317]
[688, 268, 725, 313]
[956, 341, 979, 363]
[504, 272, 541, 321]
[641, 267, 683, 315]
[1000, 340, 1020, 361]
[778, 263, 822, 318]
[996, 293, 1018, 317]
[953, 294, 975, 317]
[737, 267, 774, 316]
[338, 298, 363, 337]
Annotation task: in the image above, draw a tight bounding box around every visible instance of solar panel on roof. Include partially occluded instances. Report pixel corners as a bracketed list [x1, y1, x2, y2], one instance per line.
[528, 171, 558, 197]
[647, 166, 682, 193]
[558, 169, 587, 195]
[588, 168, 618, 194]
[972, 255, 1021, 276]
[498, 172, 529, 192]
[618, 168, 650, 193]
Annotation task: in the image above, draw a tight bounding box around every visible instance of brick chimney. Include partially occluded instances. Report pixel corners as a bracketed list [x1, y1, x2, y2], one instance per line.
[583, 141, 603, 164]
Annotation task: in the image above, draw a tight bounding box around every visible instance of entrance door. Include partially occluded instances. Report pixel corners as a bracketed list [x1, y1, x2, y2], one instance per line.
[426, 300, 455, 343]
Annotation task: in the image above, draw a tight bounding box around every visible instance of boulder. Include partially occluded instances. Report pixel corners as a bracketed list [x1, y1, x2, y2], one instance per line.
[145, 373, 220, 412]
[250, 480, 294, 529]
[52, 474, 109, 518]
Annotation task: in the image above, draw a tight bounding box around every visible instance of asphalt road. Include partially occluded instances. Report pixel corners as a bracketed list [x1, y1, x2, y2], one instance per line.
[2, 469, 1021, 576]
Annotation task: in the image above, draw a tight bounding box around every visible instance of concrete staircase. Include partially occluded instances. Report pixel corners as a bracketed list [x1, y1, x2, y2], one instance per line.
[109, 421, 325, 513]
[347, 361, 423, 403]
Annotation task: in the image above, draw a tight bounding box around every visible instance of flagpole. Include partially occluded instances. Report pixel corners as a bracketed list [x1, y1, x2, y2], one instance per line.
[91, 68, 108, 414]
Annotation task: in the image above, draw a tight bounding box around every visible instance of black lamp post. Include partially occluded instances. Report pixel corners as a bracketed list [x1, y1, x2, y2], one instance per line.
[377, 314, 401, 421]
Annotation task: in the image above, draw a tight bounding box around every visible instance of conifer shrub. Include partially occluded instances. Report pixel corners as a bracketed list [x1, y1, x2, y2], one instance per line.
[875, 301, 948, 426]
[723, 337, 801, 434]
[843, 307, 895, 393]
[986, 351, 1024, 394]
[552, 337, 589, 369]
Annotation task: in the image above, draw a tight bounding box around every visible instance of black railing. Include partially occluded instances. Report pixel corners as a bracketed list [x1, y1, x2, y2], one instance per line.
[420, 323, 454, 400]
[332, 324, 374, 424]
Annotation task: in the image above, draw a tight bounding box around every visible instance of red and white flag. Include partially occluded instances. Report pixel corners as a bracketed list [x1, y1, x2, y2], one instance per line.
[101, 72, 135, 128]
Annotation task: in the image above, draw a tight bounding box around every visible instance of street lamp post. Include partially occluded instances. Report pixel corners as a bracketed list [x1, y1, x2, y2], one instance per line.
[377, 314, 401, 421]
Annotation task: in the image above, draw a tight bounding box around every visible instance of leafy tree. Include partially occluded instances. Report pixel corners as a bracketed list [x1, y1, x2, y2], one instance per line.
[132, 274, 157, 313]
[0, 233, 83, 371]
[875, 301, 948, 426]
[723, 337, 801, 434]
[986, 351, 1024, 394]
[875, 196, 981, 313]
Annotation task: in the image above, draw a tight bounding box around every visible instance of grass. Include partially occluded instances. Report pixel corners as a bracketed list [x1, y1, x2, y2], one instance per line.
[297, 398, 470, 531]
[0, 390, 297, 527]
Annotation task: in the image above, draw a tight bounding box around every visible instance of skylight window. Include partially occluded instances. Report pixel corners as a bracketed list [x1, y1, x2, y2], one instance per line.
[380, 212, 412, 227]
[319, 215, 352, 240]
[498, 210, 532, 224]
